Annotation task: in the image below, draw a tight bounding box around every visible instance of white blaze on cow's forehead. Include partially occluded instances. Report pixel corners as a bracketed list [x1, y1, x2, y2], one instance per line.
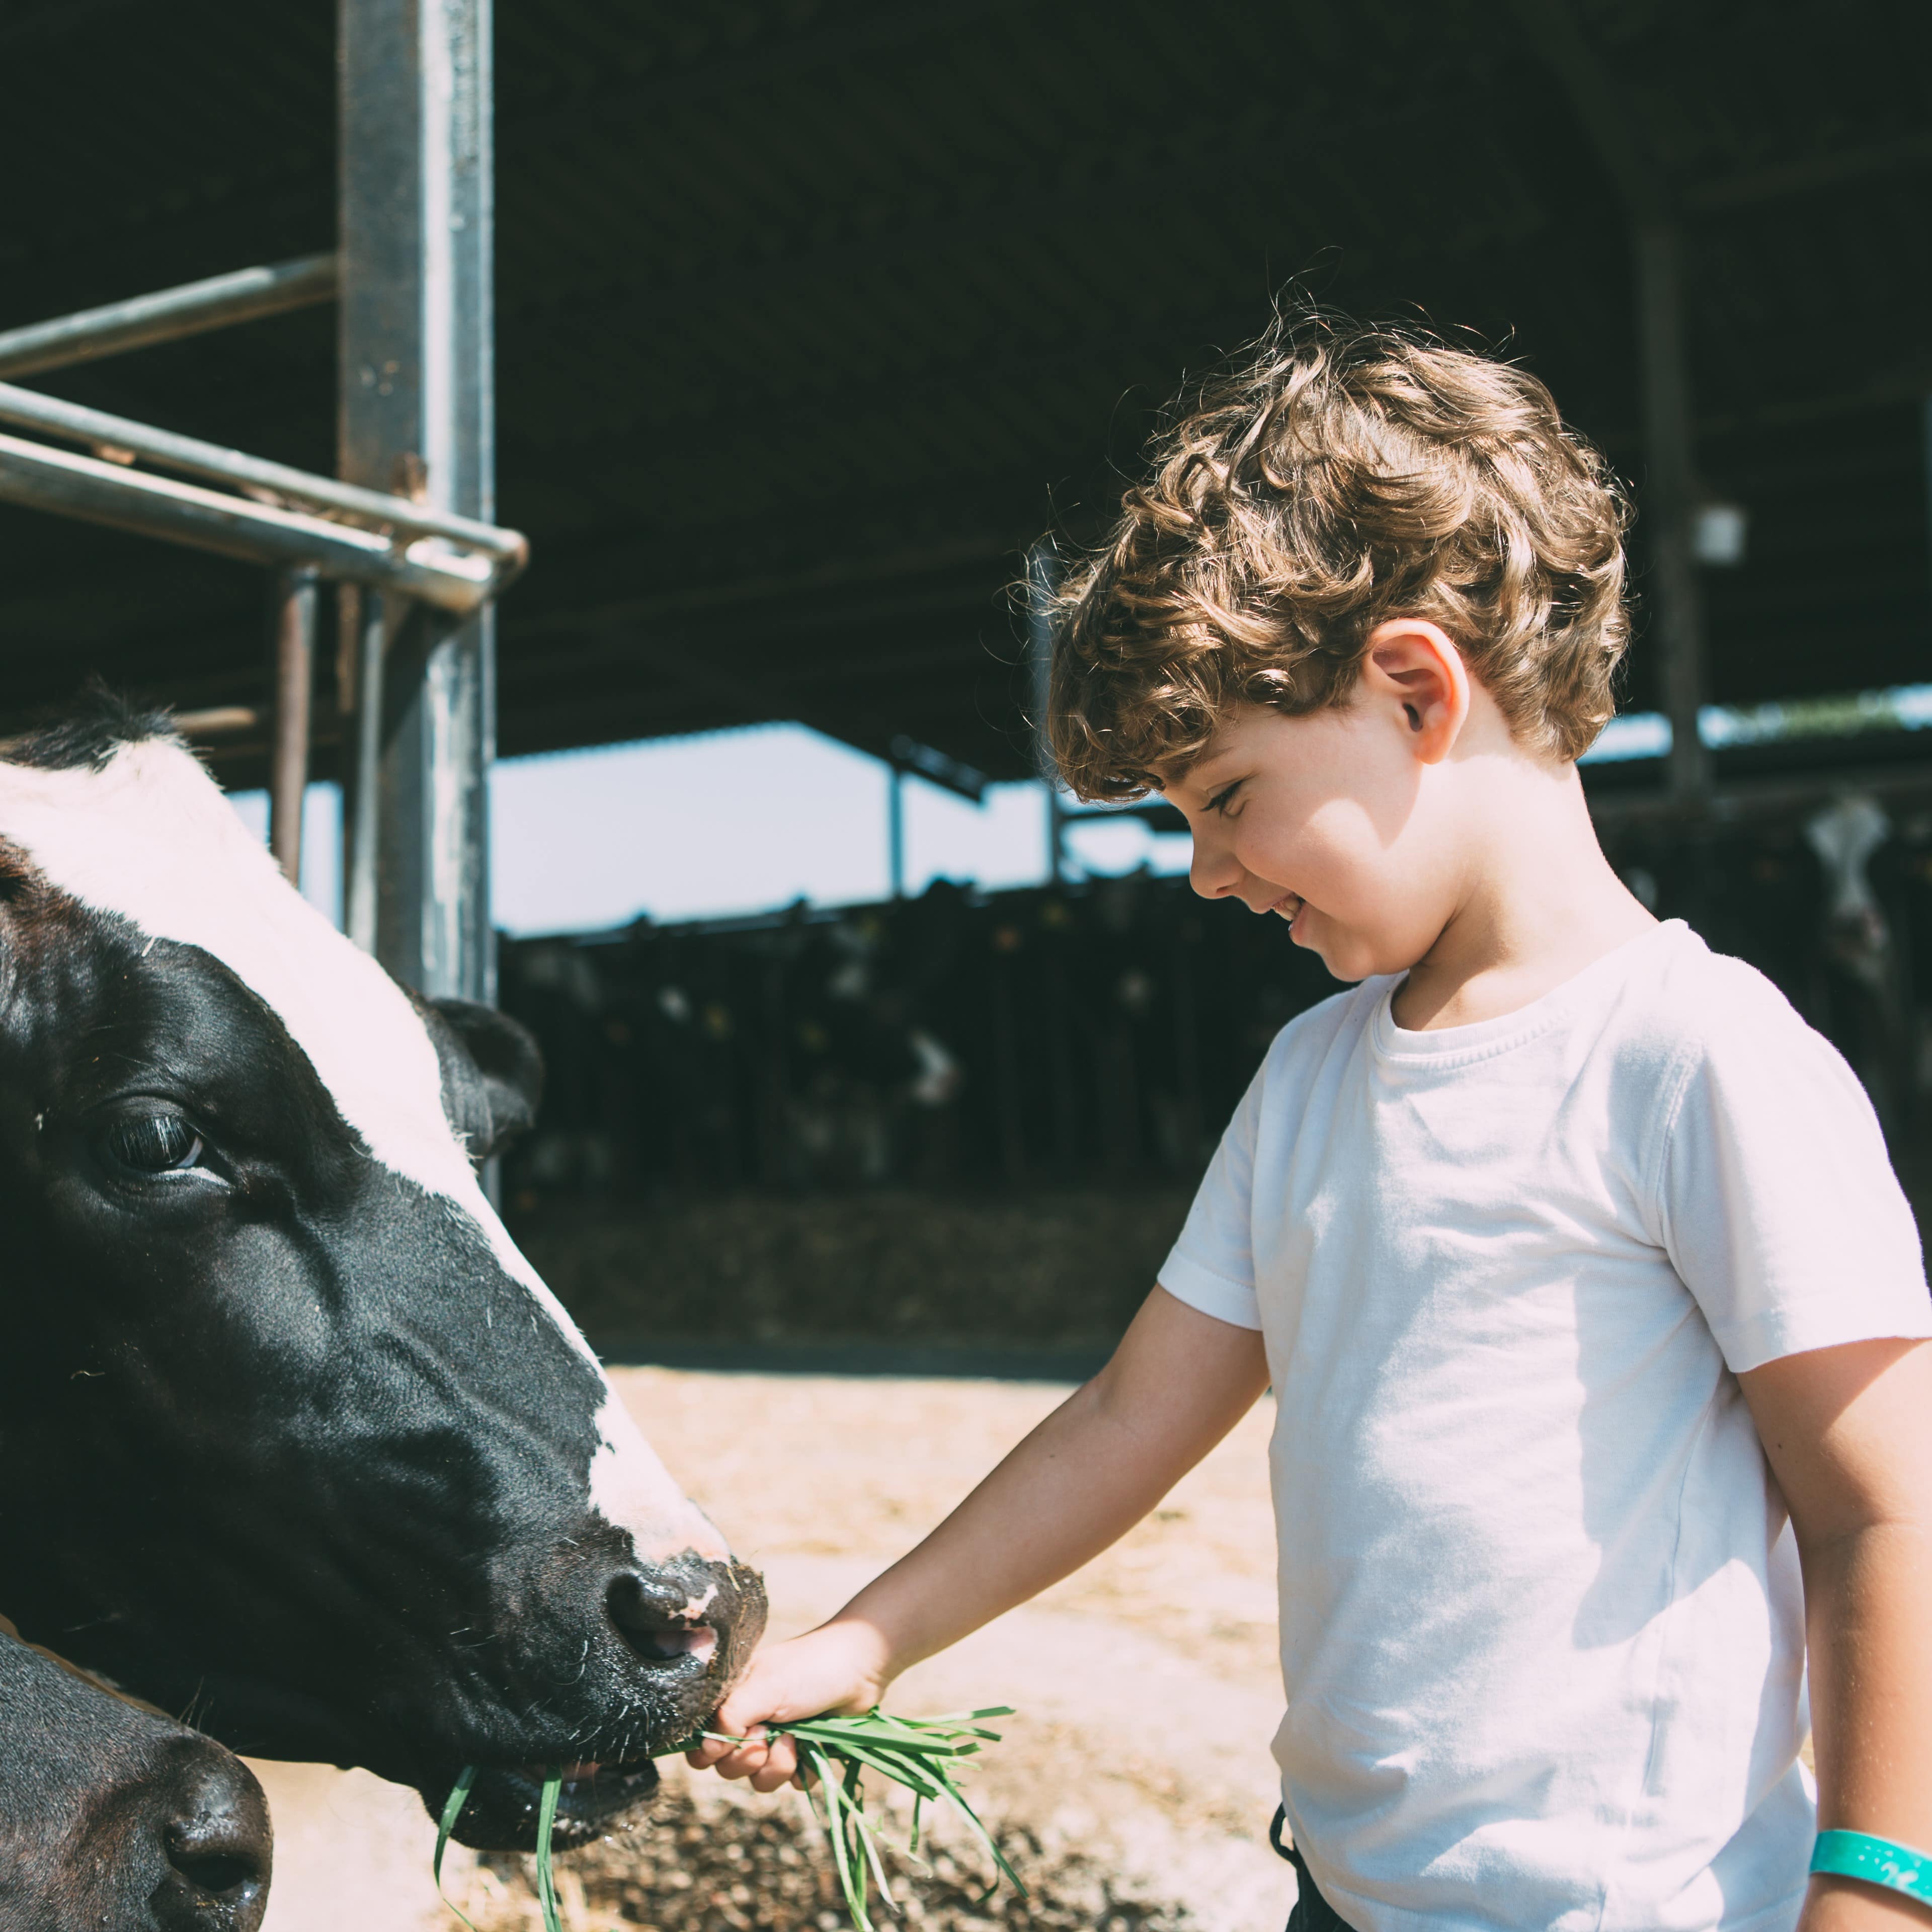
[0, 738, 589, 1345]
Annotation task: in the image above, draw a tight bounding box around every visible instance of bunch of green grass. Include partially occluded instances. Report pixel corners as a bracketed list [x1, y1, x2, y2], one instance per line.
[700, 1707, 1026, 1932]
[432, 1708, 1022, 1932]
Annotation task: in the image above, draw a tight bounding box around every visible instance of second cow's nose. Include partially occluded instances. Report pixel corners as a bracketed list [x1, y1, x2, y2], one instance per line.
[149, 1745, 273, 1932]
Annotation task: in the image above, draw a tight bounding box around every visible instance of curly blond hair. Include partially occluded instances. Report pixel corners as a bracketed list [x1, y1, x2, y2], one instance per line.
[1045, 311, 1631, 799]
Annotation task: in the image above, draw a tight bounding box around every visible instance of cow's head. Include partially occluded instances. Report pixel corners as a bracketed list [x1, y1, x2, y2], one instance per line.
[0, 698, 766, 1849]
[0, 1621, 271, 1932]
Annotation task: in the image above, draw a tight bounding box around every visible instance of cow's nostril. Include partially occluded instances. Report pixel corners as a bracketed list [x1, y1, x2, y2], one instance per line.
[605, 1569, 717, 1668]
[151, 1752, 272, 1932]
[169, 1850, 256, 1893]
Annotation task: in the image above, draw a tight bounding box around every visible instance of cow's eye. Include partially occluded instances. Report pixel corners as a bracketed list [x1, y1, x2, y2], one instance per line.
[98, 1110, 206, 1177]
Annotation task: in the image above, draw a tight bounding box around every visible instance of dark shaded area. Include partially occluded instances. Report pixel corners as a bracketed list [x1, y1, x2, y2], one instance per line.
[2, 1, 1929, 788]
[513, 1187, 1194, 1370]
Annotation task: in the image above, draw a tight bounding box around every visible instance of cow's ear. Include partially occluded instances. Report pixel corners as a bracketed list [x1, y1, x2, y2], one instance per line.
[428, 998, 545, 1160]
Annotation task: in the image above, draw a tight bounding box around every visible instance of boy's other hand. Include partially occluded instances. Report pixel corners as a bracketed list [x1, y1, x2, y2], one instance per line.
[686, 1620, 891, 1792]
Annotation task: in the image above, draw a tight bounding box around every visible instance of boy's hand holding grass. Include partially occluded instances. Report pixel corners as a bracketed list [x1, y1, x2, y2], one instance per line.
[687, 1621, 894, 1791]
[689, 1287, 1270, 1794]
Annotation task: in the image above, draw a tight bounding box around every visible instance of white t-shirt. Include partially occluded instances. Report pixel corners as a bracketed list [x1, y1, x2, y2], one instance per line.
[1160, 921, 1930, 1932]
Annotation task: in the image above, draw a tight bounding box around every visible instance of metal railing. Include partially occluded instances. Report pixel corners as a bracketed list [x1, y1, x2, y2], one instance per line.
[0, 255, 338, 381]
[0, 378, 525, 614]
[0, 234, 521, 897]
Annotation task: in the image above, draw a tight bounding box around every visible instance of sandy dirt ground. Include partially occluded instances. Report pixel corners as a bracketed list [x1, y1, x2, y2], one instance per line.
[255, 1365, 1294, 1932]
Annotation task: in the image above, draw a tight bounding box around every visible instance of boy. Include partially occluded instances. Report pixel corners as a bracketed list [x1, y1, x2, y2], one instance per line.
[690, 315, 1932, 1930]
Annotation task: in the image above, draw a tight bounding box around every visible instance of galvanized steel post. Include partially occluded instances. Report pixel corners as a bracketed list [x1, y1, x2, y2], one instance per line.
[1026, 539, 1067, 882]
[338, 0, 496, 1003]
[267, 567, 318, 886]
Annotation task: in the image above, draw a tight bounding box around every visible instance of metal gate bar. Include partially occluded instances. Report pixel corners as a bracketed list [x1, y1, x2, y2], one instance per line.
[0, 428, 516, 613]
[0, 255, 339, 382]
[0, 379, 524, 567]
[268, 570, 318, 881]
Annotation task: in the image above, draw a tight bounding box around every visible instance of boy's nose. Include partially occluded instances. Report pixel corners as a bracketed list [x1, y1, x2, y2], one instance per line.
[1189, 841, 1246, 901]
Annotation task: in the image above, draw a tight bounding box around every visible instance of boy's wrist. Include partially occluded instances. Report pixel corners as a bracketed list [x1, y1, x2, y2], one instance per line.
[792, 1607, 896, 1700]
[818, 1592, 921, 1693]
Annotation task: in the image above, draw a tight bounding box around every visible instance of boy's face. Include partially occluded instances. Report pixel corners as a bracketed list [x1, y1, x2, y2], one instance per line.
[1162, 680, 1472, 984]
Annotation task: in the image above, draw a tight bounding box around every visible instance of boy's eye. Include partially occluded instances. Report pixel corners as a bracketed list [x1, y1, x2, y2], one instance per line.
[1206, 780, 1243, 816]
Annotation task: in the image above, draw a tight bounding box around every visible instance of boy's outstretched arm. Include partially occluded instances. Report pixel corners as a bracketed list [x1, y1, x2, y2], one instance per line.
[688, 1286, 1269, 1791]
[1740, 1337, 1932, 1930]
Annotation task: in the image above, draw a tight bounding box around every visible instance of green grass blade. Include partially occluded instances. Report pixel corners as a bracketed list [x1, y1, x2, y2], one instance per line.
[432, 1765, 480, 1931]
[534, 1775, 564, 1932]
[808, 1741, 872, 1932]
[854, 1794, 897, 1908]
[806, 1735, 944, 1799]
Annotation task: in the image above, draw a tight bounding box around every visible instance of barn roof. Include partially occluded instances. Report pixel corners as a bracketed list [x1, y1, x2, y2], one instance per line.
[1, 0, 1927, 789]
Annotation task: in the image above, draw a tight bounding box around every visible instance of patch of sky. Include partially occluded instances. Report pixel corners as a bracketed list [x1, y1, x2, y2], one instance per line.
[488, 722, 1129, 935]
[229, 725, 1137, 936]
[1580, 683, 1932, 764]
[1062, 807, 1193, 879]
[1580, 712, 1672, 763]
[1698, 682, 1932, 748]
[491, 725, 892, 933]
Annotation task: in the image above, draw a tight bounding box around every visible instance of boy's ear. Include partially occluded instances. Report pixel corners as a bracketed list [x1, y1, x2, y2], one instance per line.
[1361, 619, 1470, 765]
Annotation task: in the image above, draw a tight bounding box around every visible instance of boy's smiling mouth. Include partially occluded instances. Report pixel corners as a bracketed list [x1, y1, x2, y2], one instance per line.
[1267, 892, 1304, 924]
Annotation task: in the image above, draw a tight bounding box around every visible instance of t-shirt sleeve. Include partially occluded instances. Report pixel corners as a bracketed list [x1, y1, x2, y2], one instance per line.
[1656, 968, 1931, 1373]
[1158, 1060, 1266, 1331]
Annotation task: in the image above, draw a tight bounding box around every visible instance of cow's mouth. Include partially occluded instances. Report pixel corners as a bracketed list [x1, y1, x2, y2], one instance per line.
[445, 1755, 666, 1852]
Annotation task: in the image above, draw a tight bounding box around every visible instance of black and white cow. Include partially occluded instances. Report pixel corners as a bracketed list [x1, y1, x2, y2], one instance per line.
[0, 697, 765, 1851]
[0, 1619, 270, 1932]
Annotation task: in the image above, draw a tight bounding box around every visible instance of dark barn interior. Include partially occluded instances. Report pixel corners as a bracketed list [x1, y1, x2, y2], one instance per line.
[3, 0, 1929, 1361]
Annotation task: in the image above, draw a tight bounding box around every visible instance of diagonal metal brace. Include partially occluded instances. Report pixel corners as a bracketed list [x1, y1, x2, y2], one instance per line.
[0, 255, 339, 381]
[0, 380, 526, 612]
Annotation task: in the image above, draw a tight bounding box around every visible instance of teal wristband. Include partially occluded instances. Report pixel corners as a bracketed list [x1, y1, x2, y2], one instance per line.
[1812, 1830, 1932, 1905]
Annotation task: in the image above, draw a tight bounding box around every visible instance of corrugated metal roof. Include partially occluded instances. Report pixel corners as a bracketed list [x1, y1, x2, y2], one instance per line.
[1, 0, 1926, 783]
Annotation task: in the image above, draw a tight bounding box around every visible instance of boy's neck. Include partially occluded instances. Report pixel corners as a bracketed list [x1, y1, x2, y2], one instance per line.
[1391, 757, 1656, 1032]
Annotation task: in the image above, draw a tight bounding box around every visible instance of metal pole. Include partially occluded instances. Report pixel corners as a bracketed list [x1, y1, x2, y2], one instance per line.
[344, 590, 386, 953]
[1026, 539, 1067, 882]
[1634, 224, 1713, 803]
[888, 766, 906, 899]
[268, 568, 318, 886]
[0, 255, 338, 381]
[340, 0, 496, 1004]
